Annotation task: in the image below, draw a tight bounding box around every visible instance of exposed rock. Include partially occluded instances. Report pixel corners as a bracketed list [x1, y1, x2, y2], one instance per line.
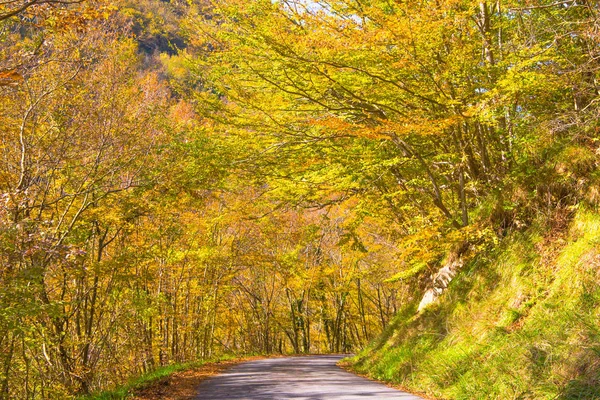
[417, 242, 468, 312]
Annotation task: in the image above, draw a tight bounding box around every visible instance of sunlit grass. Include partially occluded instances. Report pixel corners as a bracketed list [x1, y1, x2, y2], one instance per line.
[350, 209, 600, 399]
[80, 355, 239, 400]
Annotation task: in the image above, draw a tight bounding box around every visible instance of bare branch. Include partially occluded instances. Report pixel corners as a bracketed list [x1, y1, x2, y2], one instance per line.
[0, 0, 84, 21]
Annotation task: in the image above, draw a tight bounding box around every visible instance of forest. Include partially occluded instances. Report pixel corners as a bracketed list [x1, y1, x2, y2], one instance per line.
[1, 0, 599, 399]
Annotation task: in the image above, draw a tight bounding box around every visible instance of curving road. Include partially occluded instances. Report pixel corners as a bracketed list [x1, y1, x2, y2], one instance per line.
[195, 355, 424, 399]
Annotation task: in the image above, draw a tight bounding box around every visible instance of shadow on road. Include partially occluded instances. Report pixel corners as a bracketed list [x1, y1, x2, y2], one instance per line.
[195, 355, 423, 400]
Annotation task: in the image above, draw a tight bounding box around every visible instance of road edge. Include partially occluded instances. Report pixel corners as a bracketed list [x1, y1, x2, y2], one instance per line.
[336, 358, 442, 400]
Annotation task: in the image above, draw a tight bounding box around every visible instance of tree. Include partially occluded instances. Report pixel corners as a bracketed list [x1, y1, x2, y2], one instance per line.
[0, 0, 84, 21]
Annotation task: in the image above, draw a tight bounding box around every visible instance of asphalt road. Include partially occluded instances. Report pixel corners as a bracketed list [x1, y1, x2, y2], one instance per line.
[195, 355, 424, 399]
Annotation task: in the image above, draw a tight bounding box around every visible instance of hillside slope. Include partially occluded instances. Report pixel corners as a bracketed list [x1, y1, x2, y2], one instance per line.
[350, 209, 600, 399]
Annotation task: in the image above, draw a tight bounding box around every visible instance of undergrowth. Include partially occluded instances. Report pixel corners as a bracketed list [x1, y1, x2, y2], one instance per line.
[350, 208, 600, 400]
[79, 354, 240, 400]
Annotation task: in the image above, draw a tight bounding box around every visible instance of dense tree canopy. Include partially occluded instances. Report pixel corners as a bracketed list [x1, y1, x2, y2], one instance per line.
[0, 0, 599, 398]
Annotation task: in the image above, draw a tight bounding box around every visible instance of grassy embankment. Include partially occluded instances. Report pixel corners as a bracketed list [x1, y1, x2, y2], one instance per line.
[349, 209, 600, 400]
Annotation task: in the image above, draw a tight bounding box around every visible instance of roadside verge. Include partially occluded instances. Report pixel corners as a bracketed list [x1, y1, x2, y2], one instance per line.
[83, 356, 266, 400]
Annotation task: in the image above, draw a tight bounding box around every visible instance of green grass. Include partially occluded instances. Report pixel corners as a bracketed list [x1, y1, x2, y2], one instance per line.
[350, 208, 600, 400]
[80, 354, 240, 400]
